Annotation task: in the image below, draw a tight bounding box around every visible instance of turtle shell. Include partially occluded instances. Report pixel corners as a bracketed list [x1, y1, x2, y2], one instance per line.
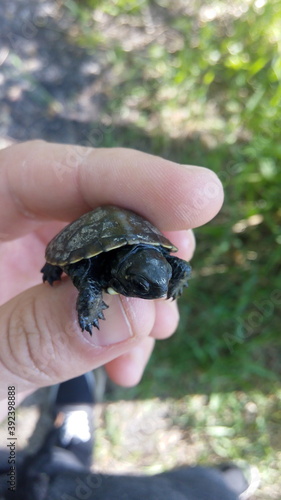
[45, 205, 177, 266]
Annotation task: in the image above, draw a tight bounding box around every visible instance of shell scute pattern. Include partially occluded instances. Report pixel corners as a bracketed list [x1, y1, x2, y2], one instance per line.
[45, 206, 176, 266]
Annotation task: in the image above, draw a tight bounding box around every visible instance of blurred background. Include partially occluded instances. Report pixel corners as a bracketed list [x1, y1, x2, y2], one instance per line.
[0, 0, 280, 497]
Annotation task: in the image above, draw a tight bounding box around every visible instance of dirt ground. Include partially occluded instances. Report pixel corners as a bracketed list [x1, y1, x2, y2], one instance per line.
[0, 0, 110, 148]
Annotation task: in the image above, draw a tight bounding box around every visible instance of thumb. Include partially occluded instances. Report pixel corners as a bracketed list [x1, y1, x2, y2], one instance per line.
[0, 279, 155, 400]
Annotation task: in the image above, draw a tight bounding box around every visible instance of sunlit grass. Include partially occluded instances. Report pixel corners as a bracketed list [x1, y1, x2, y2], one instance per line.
[94, 389, 281, 499]
[60, 1, 281, 497]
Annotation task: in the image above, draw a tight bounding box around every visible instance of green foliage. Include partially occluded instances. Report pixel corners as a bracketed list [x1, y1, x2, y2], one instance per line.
[67, 0, 281, 392]
[64, 2, 280, 495]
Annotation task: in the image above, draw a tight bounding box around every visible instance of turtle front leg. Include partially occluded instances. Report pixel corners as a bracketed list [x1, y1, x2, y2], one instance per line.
[166, 256, 192, 300]
[65, 262, 108, 334]
[76, 280, 108, 334]
[41, 263, 63, 285]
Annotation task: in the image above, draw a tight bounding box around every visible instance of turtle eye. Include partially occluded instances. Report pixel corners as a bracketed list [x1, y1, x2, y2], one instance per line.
[132, 277, 150, 293]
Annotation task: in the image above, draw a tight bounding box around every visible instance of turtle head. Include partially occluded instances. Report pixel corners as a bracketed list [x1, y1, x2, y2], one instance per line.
[108, 245, 172, 299]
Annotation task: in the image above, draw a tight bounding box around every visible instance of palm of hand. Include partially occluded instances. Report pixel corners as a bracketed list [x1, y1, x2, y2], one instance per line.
[0, 222, 65, 305]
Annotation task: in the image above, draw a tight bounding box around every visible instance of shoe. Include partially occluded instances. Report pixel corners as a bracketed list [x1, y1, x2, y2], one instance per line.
[49, 372, 95, 468]
[218, 462, 260, 499]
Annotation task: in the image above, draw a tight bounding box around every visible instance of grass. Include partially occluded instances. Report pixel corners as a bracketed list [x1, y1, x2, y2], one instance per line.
[63, 0, 281, 394]
[93, 389, 281, 499]
[90, 129, 281, 397]
[61, 5, 281, 490]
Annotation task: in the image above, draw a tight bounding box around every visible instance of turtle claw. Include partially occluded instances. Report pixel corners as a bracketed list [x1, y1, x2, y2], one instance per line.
[77, 292, 108, 334]
[85, 323, 94, 336]
[167, 257, 191, 300]
[169, 281, 189, 300]
[92, 318, 100, 330]
[79, 315, 101, 335]
[76, 280, 108, 335]
[94, 300, 108, 325]
[78, 317, 92, 335]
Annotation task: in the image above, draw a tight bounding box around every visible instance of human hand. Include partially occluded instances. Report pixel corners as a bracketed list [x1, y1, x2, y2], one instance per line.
[0, 141, 223, 403]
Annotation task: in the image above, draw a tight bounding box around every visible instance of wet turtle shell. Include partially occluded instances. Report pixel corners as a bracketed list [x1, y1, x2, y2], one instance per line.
[45, 205, 177, 266]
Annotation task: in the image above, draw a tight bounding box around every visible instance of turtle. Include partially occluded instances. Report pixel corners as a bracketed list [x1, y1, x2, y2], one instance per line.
[41, 205, 191, 335]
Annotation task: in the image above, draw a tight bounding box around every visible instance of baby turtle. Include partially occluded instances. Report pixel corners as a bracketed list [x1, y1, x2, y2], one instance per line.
[41, 206, 191, 335]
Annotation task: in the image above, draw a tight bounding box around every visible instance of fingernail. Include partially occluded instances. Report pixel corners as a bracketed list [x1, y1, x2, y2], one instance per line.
[86, 296, 155, 347]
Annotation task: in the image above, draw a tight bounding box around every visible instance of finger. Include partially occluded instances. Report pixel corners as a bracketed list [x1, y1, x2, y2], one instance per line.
[0, 141, 223, 239]
[151, 299, 180, 340]
[105, 299, 180, 386]
[164, 229, 196, 260]
[105, 336, 155, 387]
[0, 281, 156, 399]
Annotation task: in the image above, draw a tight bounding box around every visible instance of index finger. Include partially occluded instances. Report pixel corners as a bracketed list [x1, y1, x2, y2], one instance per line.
[0, 140, 223, 239]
